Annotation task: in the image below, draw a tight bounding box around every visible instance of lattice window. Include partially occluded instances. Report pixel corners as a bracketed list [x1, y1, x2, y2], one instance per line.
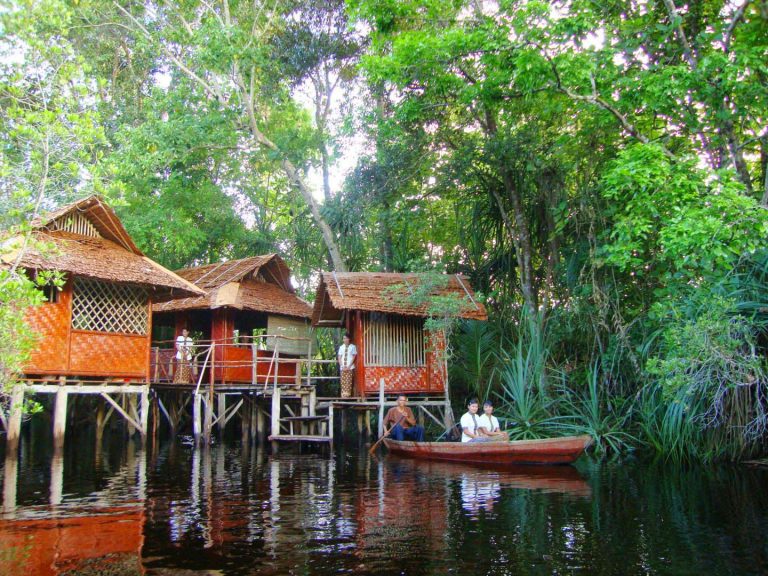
[71, 278, 149, 334]
[363, 313, 425, 367]
[51, 213, 100, 237]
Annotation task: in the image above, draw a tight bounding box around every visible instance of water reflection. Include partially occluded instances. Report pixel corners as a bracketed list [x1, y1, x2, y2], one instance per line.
[1, 434, 768, 575]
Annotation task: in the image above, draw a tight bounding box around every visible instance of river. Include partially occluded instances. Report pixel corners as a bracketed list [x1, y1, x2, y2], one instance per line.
[1, 431, 767, 575]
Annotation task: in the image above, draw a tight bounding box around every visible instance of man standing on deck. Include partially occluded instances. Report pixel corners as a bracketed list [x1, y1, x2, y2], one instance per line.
[477, 400, 508, 441]
[384, 395, 425, 441]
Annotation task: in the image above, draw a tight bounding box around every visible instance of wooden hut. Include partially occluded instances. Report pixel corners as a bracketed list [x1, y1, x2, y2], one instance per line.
[311, 272, 487, 396]
[2, 195, 204, 382]
[152, 255, 313, 384]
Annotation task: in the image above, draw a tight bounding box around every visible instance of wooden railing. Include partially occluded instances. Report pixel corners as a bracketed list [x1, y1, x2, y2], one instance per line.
[150, 334, 339, 388]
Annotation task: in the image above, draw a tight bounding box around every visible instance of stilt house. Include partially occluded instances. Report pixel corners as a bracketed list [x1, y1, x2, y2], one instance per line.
[311, 272, 487, 396]
[2, 195, 204, 381]
[152, 255, 313, 384]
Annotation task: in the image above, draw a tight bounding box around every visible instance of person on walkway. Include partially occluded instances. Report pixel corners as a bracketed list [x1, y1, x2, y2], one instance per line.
[384, 395, 425, 442]
[477, 400, 508, 441]
[460, 398, 490, 443]
[174, 328, 194, 384]
[337, 332, 357, 398]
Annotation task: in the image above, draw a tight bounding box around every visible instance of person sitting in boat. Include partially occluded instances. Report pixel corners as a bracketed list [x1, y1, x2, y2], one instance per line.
[477, 400, 508, 441]
[384, 395, 425, 442]
[460, 398, 492, 442]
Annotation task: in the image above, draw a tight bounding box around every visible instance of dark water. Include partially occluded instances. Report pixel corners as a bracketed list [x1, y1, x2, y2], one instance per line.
[1, 433, 768, 576]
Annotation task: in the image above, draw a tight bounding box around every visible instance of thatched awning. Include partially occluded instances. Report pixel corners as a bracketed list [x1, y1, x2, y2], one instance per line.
[153, 255, 312, 319]
[311, 272, 488, 326]
[3, 231, 203, 300]
[2, 195, 203, 300]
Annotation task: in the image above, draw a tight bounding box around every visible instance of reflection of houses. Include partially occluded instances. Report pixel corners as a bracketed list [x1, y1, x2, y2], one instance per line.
[152, 255, 313, 384]
[312, 272, 487, 396]
[0, 507, 145, 575]
[5, 195, 203, 381]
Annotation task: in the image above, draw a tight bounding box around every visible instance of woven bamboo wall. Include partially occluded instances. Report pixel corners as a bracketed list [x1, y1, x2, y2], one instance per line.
[69, 332, 147, 377]
[356, 309, 446, 395]
[25, 278, 72, 373]
[23, 275, 151, 379]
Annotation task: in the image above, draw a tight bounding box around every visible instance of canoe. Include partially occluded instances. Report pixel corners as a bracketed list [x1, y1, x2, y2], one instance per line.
[383, 434, 593, 466]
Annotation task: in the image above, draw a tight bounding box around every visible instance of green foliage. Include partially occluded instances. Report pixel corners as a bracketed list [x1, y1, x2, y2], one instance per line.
[553, 362, 636, 455]
[600, 145, 768, 297]
[641, 293, 768, 461]
[0, 269, 43, 395]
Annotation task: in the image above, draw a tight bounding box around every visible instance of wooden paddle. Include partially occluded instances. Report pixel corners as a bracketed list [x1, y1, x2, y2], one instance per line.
[368, 414, 405, 455]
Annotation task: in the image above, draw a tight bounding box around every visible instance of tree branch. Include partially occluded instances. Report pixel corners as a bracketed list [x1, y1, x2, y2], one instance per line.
[661, 0, 698, 68]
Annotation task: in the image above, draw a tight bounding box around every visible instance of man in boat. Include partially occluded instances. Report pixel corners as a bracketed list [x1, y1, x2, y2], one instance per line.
[383, 395, 425, 442]
[477, 400, 509, 441]
[460, 398, 492, 442]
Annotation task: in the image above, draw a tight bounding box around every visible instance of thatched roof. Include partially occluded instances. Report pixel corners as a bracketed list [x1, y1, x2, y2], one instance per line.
[311, 272, 488, 326]
[2, 195, 204, 300]
[153, 255, 312, 319]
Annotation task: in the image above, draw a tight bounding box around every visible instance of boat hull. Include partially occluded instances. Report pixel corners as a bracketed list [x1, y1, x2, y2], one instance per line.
[383, 435, 593, 466]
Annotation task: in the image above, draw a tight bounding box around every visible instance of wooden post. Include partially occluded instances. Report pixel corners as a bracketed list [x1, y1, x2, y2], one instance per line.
[204, 393, 213, 443]
[256, 404, 265, 444]
[52, 386, 69, 450]
[356, 412, 364, 437]
[271, 386, 281, 438]
[377, 378, 385, 438]
[218, 393, 226, 438]
[328, 403, 334, 444]
[140, 387, 150, 442]
[309, 386, 316, 417]
[2, 451, 19, 514]
[365, 411, 372, 437]
[193, 393, 202, 443]
[241, 395, 251, 445]
[126, 394, 138, 437]
[50, 449, 64, 506]
[95, 399, 106, 446]
[154, 348, 159, 383]
[251, 398, 259, 443]
[6, 385, 25, 455]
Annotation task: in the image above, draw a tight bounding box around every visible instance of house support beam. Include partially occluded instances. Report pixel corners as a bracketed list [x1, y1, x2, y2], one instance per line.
[5, 386, 25, 455]
[53, 387, 69, 450]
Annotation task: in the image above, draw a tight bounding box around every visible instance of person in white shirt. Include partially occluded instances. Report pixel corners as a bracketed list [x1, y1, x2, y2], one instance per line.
[460, 398, 489, 442]
[173, 328, 194, 384]
[477, 400, 508, 441]
[337, 332, 357, 398]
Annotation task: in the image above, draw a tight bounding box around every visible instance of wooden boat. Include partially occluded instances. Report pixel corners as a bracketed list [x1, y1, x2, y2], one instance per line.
[383, 434, 593, 466]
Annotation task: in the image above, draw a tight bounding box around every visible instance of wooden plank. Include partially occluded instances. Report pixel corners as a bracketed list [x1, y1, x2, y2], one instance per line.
[100, 392, 143, 434]
[267, 435, 332, 442]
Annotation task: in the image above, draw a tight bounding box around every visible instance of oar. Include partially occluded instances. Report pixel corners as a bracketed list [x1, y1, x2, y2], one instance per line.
[368, 414, 405, 455]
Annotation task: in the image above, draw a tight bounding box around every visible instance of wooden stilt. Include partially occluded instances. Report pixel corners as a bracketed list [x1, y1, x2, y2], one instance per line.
[140, 387, 150, 442]
[126, 394, 138, 437]
[270, 387, 281, 452]
[241, 395, 251, 445]
[377, 378, 385, 438]
[95, 400, 106, 446]
[250, 397, 259, 443]
[52, 387, 69, 450]
[365, 411, 372, 438]
[271, 387, 281, 436]
[50, 449, 64, 506]
[256, 405, 265, 444]
[218, 393, 226, 437]
[193, 393, 202, 443]
[6, 385, 25, 455]
[2, 451, 19, 515]
[356, 412, 364, 437]
[203, 392, 213, 443]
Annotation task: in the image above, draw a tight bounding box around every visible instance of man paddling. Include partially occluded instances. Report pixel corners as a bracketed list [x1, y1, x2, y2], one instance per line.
[383, 395, 425, 442]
